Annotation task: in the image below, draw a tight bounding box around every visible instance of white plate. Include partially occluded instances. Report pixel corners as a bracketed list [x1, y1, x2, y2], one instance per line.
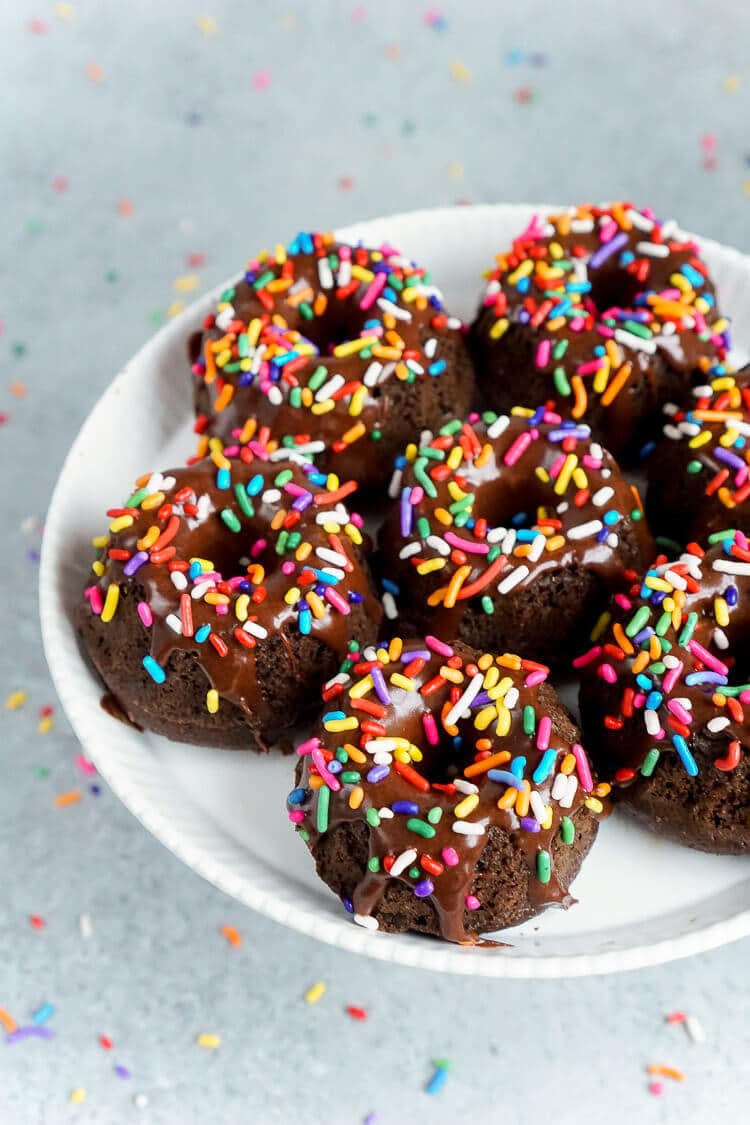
[40, 204, 750, 978]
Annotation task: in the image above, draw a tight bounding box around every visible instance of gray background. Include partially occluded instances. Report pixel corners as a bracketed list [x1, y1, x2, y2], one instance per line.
[2, 1, 749, 1121]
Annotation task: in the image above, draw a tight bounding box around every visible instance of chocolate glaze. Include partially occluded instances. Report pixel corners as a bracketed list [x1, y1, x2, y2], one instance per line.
[291, 638, 607, 943]
[579, 539, 750, 779]
[472, 204, 728, 456]
[189, 236, 472, 488]
[380, 409, 654, 651]
[81, 457, 382, 735]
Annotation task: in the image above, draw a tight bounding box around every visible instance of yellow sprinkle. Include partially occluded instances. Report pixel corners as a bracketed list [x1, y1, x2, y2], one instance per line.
[38, 716, 54, 735]
[333, 336, 378, 358]
[284, 586, 300, 605]
[345, 523, 363, 545]
[454, 793, 479, 819]
[554, 454, 577, 495]
[342, 422, 366, 444]
[69, 1089, 87, 1104]
[449, 58, 472, 82]
[235, 594, 250, 622]
[196, 16, 218, 34]
[167, 301, 184, 319]
[141, 491, 165, 511]
[344, 743, 367, 765]
[55, 3, 76, 20]
[323, 717, 359, 733]
[448, 160, 464, 179]
[584, 797, 604, 814]
[349, 675, 373, 699]
[196, 1033, 221, 1049]
[724, 75, 741, 93]
[108, 514, 133, 533]
[101, 583, 120, 623]
[91, 560, 105, 577]
[91, 534, 109, 549]
[715, 597, 730, 627]
[439, 665, 464, 685]
[489, 317, 509, 340]
[494, 705, 511, 737]
[416, 558, 446, 576]
[390, 673, 416, 691]
[347, 387, 368, 418]
[173, 274, 199, 293]
[305, 982, 327, 1005]
[5, 691, 27, 711]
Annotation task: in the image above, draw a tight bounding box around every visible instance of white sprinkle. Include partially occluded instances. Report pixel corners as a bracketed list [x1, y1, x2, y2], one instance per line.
[383, 592, 398, 620]
[191, 580, 214, 601]
[714, 628, 729, 650]
[317, 258, 334, 289]
[560, 775, 578, 809]
[707, 716, 731, 733]
[267, 385, 283, 406]
[527, 534, 546, 563]
[372, 752, 393, 766]
[567, 520, 603, 541]
[645, 710, 661, 736]
[664, 569, 687, 590]
[165, 613, 182, 635]
[636, 240, 670, 257]
[170, 570, 188, 591]
[262, 488, 281, 504]
[377, 297, 411, 321]
[571, 218, 595, 233]
[388, 467, 403, 499]
[592, 487, 615, 507]
[354, 913, 379, 931]
[713, 559, 750, 576]
[453, 779, 479, 796]
[79, 913, 93, 940]
[446, 316, 462, 330]
[627, 208, 655, 232]
[426, 535, 450, 556]
[337, 259, 351, 287]
[324, 672, 349, 693]
[606, 533, 619, 549]
[529, 790, 546, 824]
[399, 543, 421, 560]
[390, 848, 418, 877]
[424, 337, 438, 359]
[663, 424, 682, 441]
[378, 807, 395, 819]
[315, 374, 345, 403]
[451, 821, 486, 837]
[504, 687, 519, 710]
[497, 565, 529, 595]
[359, 362, 383, 394]
[133, 1093, 149, 1110]
[444, 673, 484, 727]
[243, 621, 268, 640]
[215, 306, 236, 331]
[487, 415, 511, 440]
[614, 328, 657, 354]
[686, 1015, 706, 1044]
[551, 773, 567, 801]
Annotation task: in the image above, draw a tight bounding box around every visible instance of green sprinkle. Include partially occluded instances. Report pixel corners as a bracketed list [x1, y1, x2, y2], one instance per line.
[408, 866, 420, 879]
[655, 611, 671, 636]
[416, 516, 431, 539]
[274, 468, 294, 488]
[686, 459, 704, 474]
[275, 530, 289, 555]
[406, 817, 436, 839]
[220, 286, 236, 301]
[299, 302, 314, 320]
[678, 612, 698, 646]
[252, 269, 274, 290]
[427, 806, 443, 825]
[552, 338, 569, 359]
[440, 418, 463, 435]
[708, 528, 738, 544]
[366, 807, 381, 828]
[413, 457, 438, 498]
[481, 595, 494, 615]
[631, 508, 642, 521]
[340, 771, 361, 784]
[234, 483, 254, 518]
[367, 856, 381, 873]
[523, 705, 536, 736]
[335, 747, 348, 763]
[316, 786, 330, 833]
[560, 817, 575, 845]
[553, 366, 571, 396]
[625, 605, 650, 638]
[34, 767, 50, 779]
[298, 828, 310, 842]
[287, 531, 302, 550]
[290, 387, 302, 408]
[307, 365, 328, 391]
[371, 430, 382, 441]
[537, 849, 551, 884]
[640, 748, 660, 777]
[125, 487, 149, 508]
[622, 319, 653, 339]
[221, 509, 242, 533]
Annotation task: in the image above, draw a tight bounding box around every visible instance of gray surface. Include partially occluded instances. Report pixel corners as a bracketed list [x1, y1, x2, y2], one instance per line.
[1, 0, 749, 1121]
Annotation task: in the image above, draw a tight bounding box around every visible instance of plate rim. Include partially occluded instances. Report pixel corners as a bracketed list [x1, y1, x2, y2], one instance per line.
[40, 201, 750, 978]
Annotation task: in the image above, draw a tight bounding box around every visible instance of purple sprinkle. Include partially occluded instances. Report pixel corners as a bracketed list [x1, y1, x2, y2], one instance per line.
[400, 487, 413, 537]
[519, 816, 541, 832]
[366, 765, 390, 784]
[115, 1065, 131, 1079]
[123, 550, 149, 577]
[589, 230, 629, 270]
[714, 446, 745, 471]
[413, 879, 434, 898]
[371, 667, 392, 705]
[400, 649, 431, 662]
[6, 1026, 55, 1045]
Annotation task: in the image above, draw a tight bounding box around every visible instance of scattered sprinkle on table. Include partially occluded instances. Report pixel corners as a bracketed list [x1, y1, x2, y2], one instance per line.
[220, 924, 242, 948]
[85, 63, 104, 82]
[647, 1064, 685, 1081]
[426, 1058, 451, 1095]
[196, 1033, 221, 1049]
[69, 1088, 86, 1104]
[0, 1009, 18, 1034]
[29, 915, 45, 929]
[449, 58, 471, 82]
[54, 790, 81, 808]
[196, 16, 218, 35]
[5, 691, 27, 710]
[345, 1006, 368, 1021]
[32, 1003, 54, 1025]
[79, 913, 93, 939]
[304, 982, 326, 1005]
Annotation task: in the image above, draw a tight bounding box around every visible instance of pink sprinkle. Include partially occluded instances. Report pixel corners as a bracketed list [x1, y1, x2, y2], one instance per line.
[570, 317, 588, 332]
[351, 4, 367, 21]
[281, 561, 296, 575]
[536, 715, 551, 751]
[425, 635, 454, 657]
[524, 670, 547, 687]
[740, 690, 750, 704]
[572, 645, 602, 669]
[667, 699, 693, 726]
[548, 453, 567, 479]
[410, 485, 424, 506]
[297, 737, 321, 757]
[599, 218, 618, 243]
[599, 663, 617, 684]
[338, 175, 356, 192]
[649, 1081, 665, 1096]
[688, 640, 727, 676]
[311, 747, 341, 792]
[251, 539, 267, 558]
[444, 532, 489, 555]
[576, 359, 604, 376]
[465, 895, 481, 910]
[442, 847, 459, 867]
[503, 429, 537, 467]
[215, 604, 228, 616]
[535, 339, 551, 368]
[251, 70, 271, 91]
[572, 743, 594, 792]
[351, 512, 364, 528]
[288, 810, 305, 824]
[359, 271, 386, 310]
[75, 755, 97, 776]
[422, 712, 439, 745]
[85, 586, 104, 615]
[324, 587, 350, 615]
[614, 593, 633, 611]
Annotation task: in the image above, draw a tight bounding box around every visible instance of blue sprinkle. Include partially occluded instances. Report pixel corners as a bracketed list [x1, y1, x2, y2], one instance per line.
[32, 1004, 54, 1025]
[392, 801, 419, 815]
[216, 467, 230, 490]
[672, 734, 699, 776]
[143, 656, 166, 684]
[247, 474, 264, 496]
[532, 749, 557, 785]
[195, 624, 211, 643]
[287, 788, 306, 806]
[381, 577, 400, 595]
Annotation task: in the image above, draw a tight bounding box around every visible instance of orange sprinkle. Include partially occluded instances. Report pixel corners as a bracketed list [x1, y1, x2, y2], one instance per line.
[220, 925, 242, 948]
[647, 1065, 685, 1081]
[54, 791, 82, 808]
[0, 1008, 18, 1033]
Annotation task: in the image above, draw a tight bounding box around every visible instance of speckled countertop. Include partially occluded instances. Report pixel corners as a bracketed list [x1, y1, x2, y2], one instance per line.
[2, 1, 750, 1121]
